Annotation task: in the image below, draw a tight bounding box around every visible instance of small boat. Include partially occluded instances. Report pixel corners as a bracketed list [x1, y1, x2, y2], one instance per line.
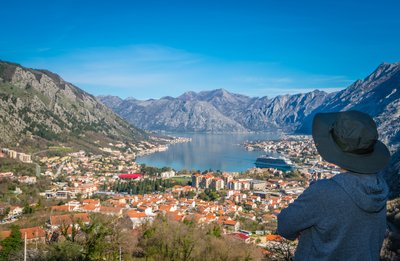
[255, 155, 293, 171]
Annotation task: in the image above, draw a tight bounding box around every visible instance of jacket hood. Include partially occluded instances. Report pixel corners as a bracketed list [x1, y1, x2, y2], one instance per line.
[332, 172, 389, 213]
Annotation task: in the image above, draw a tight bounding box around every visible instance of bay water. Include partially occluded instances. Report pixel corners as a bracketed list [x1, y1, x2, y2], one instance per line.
[136, 132, 281, 172]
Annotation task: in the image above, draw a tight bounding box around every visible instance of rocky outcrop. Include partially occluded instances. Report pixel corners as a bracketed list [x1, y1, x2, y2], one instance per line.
[0, 61, 147, 151]
[102, 94, 247, 132]
[298, 62, 400, 151]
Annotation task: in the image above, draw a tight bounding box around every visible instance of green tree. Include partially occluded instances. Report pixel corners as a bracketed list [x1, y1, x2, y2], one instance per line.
[22, 203, 34, 214]
[207, 224, 222, 238]
[0, 225, 23, 260]
[44, 240, 83, 261]
[79, 216, 114, 260]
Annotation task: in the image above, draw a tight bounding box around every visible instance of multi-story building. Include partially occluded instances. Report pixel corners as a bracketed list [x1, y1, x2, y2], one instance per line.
[192, 174, 202, 188]
[160, 170, 176, 178]
[222, 172, 233, 184]
[210, 178, 224, 191]
[199, 174, 213, 189]
[250, 180, 266, 190]
[240, 181, 251, 190]
[228, 180, 241, 191]
[18, 153, 32, 163]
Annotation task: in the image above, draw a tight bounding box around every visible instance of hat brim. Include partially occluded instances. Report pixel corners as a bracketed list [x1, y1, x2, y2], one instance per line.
[312, 112, 391, 174]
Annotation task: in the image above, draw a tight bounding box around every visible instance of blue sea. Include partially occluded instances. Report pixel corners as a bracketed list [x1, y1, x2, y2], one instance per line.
[136, 132, 282, 172]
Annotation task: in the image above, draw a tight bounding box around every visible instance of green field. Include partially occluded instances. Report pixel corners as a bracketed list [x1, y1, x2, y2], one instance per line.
[170, 176, 191, 185]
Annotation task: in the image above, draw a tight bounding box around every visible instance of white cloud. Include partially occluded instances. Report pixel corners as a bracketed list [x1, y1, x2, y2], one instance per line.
[21, 44, 354, 99]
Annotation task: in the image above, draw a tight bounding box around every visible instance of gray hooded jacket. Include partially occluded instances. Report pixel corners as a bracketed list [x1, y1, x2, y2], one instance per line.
[277, 172, 389, 261]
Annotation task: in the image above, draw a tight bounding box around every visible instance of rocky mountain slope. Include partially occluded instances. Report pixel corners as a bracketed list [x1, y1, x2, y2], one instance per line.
[0, 61, 147, 152]
[100, 92, 247, 132]
[99, 62, 400, 150]
[99, 89, 328, 133]
[298, 62, 400, 149]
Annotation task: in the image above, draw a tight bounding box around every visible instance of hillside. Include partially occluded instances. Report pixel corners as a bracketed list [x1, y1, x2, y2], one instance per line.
[0, 61, 147, 153]
[298, 62, 400, 149]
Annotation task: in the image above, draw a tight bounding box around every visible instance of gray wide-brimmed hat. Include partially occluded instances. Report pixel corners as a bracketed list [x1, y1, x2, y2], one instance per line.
[312, 110, 391, 174]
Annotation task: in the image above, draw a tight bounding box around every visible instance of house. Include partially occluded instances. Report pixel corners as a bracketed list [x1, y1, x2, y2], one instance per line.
[50, 213, 90, 229]
[81, 204, 99, 212]
[51, 205, 73, 212]
[244, 202, 257, 210]
[108, 197, 127, 206]
[99, 206, 122, 216]
[227, 232, 250, 243]
[166, 211, 185, 222]
[249, 195, 261, 202]
[0, 172, 14, 180]
[266, 234, 283, 242]
[8, 206, 23, 217]
[137, 205, 153, 216]
[82, 199, 100, 207]
[265, 234, 284, 248]
[20, 227, 46, 243]
[66, 184, 97, 198]
[188, 213, 206, 224]
[258, 204, 269, 212]
[0, 227, 46, 243]
[204, 213, 217, 223]
[55, 190, 72, 199]
[223, 219, 240, 231]
[160, 170, 175, 178]
[158, 204, 177, 213]
[66, 200, 81, 210]
[127, 210, 151, 228]
[18, 176, 37, 184]
[262, 214, 277, 221]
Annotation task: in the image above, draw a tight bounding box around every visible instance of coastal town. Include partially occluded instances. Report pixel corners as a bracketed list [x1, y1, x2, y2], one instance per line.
[0, 135, 346, 259]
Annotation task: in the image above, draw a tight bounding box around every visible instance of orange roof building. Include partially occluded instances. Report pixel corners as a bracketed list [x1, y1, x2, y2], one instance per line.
[50, 213, 90, 228]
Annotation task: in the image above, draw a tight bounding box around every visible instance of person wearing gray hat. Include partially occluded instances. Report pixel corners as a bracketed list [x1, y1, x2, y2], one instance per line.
[277, 110, 391, 261]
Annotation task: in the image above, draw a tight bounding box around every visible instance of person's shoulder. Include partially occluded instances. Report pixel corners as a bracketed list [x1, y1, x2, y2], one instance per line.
[308, 178, 340, 194]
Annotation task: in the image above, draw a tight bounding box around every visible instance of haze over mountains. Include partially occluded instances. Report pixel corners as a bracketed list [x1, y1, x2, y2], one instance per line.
[0, 58, 398, 156]
[99, 62, 400, 149]
[0, 61, 147, 152]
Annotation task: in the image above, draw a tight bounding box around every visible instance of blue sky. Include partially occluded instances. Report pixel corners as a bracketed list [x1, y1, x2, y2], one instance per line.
[1, 0, 400, 99]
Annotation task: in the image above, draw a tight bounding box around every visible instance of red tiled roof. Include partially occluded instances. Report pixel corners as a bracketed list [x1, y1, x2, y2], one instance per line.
[82, 199, 100, 205]
[227, 232, 249, 241]
[20, 227, 46, 240]
[266, 234, 283, 241]
[223, 220, 237, 226]
[99, 206, 121, 214]
[51, 205, 71, 212]
[81, 204, 97, 211]
[118, 174, 143, 179]
[0, 227, 45, 240]
[127, 210, 147, 219]
[0, 230, 11, 240]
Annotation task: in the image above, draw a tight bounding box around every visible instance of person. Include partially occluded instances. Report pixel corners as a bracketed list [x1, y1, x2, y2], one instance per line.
[277, 110, 391, 261]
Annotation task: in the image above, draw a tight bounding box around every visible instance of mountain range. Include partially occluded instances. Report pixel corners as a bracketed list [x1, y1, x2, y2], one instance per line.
[98, 89, 329, 133]
[99, 62, 400, 149]
[0, 61, 147, 153]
